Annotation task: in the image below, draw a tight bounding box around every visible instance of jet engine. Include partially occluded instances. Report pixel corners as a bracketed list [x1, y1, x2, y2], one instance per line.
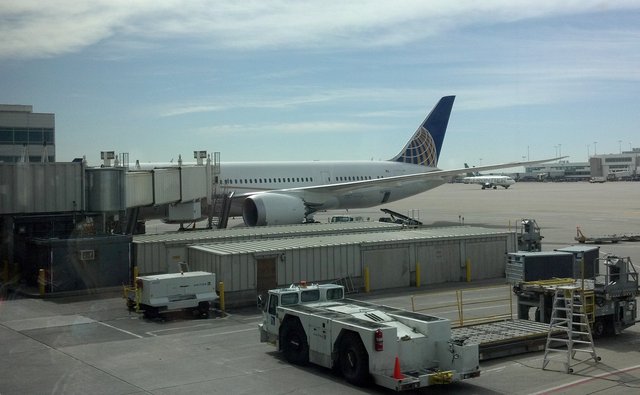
[242, 193, 307, 226]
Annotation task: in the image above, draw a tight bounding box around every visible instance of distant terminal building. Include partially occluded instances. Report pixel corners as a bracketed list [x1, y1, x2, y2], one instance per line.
[0, 105, 55, 163]
[523, 161, 590, 181]
[590, 149, 640, 180]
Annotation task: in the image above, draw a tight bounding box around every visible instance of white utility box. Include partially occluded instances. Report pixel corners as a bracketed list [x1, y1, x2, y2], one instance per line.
[126, 271, 217, 319]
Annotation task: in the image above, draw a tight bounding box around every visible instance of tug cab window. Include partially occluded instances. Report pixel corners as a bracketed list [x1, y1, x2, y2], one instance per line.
[327, 288, 344, 300]
[280, 292, 299, 306]
[301, 289, 320, 302]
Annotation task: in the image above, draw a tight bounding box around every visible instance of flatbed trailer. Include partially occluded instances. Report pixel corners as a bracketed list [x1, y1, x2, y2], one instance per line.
[452, 319, 564, 361]
[575, 227, 622, 244]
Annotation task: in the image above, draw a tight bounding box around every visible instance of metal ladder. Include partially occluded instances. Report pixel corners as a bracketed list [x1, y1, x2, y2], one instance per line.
[542, 286, 600, 373]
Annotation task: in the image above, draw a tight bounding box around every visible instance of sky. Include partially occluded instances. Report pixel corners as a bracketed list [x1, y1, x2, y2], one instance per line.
[1, 1, 639, 169]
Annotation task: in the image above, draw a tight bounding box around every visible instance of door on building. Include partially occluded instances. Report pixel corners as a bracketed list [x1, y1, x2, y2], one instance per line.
[256, 257, 277, 299]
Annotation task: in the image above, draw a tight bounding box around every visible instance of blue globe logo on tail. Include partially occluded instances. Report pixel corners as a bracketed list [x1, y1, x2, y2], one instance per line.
[390, 96, 455, 167]
[396, 127, 438, 166]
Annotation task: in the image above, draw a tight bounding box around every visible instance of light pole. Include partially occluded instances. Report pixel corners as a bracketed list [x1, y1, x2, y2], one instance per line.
[587, 144, 590, 158]
[594, 141, 597, 155]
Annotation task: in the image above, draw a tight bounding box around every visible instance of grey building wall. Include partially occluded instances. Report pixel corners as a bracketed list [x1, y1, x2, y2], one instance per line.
[185, 228, 515, 307]
[0, 105, 55, 163]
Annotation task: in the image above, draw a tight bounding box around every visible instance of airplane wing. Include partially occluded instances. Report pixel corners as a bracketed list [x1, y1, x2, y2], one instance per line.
[410, 156, 568, 180]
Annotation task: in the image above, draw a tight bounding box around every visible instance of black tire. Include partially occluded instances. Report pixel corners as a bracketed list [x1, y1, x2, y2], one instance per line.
[280, 318, 309, 365]
[592, 319, 605, 338]
[143, 306, 159, 319]
[339, 333, 370, 386]
[198, 301, 210, 319]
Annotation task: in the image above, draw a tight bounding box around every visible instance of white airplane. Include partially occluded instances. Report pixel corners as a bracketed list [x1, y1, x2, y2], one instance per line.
[141, 96, 560, 226]
[462, 165, 516, 189]
[216, 96, 563, 225]
[463, 175, 516, 189]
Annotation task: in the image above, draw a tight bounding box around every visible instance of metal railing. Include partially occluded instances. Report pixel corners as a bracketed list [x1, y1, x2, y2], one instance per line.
[411, 285, 514, 327]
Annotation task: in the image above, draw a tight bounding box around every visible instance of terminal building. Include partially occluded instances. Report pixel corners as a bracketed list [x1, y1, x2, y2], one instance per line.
[0, 105, 55, 163]
[589, 149, 640, 180]
[522, 161, 591, 181]
[524, 149, 640, 181]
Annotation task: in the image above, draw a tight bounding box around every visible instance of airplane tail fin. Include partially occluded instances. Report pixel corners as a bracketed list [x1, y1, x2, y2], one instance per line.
[389, 95, 455, 167]
[464, 163, 480, 177]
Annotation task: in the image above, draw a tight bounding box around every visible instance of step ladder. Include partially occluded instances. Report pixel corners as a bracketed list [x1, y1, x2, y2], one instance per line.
[542, 286, 600, 373]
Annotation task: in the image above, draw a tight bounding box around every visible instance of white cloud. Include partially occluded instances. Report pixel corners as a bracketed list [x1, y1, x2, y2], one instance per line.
[159, 87, 428, 117]
[191, 120, 378, 136]
[2, 0, 639, 59]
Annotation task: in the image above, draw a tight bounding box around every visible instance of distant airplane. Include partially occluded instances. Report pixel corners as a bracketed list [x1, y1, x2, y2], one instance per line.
[462, 163, 516, 189]
[141, 96, 560, 226]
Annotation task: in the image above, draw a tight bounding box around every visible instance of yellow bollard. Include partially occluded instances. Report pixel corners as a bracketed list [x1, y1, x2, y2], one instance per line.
[218, 281, 225, 313]
[415, 262, 421, 288]
[364, 266, 370, 293]
[38, 269, 45, 296]
[465, 258, 471, 282]
[133, 266, 139, 285]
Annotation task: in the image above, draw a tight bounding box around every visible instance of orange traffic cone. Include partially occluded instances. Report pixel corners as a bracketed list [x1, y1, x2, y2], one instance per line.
[393, 356, 404, 379]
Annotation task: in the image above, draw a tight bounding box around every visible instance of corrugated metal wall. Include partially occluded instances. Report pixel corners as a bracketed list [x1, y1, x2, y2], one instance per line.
[132, 222, 402, 275]
[183, 231, 514, 307]
[417, 241, 462, 284]
[465, 238, 509, 280]
[363, 247, 410, 289]
[278, 244, 360, 285]
[0, 163, 83, 214]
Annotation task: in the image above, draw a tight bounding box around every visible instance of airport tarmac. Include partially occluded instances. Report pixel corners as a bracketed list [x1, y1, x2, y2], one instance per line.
[1, 181, 639, 394]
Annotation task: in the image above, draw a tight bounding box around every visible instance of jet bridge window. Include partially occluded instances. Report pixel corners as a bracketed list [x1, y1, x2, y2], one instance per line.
[301, 289, 320, 302]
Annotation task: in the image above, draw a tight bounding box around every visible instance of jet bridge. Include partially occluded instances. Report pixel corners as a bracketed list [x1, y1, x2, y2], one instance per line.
[0, 156, 216, 293]
[1, 160, 212, 222]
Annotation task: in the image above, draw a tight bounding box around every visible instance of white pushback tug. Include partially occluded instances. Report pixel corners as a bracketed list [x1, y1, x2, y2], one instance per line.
[258, 282, 480, 391]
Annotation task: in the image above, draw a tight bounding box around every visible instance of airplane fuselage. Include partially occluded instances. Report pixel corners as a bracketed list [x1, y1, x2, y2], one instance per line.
[462, 175, 515, 189]
[218, 161, 446, 215]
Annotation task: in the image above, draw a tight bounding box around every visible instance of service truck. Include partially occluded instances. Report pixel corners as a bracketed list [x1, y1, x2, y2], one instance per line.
[513, 255, 638, 337]
[125, 271, 217, 319]
[258, 283, 480, 391]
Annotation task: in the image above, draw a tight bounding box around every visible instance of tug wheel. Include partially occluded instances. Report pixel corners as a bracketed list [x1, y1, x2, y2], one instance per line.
[339, 332, 370, 386]
[280, 318, 309, 365]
